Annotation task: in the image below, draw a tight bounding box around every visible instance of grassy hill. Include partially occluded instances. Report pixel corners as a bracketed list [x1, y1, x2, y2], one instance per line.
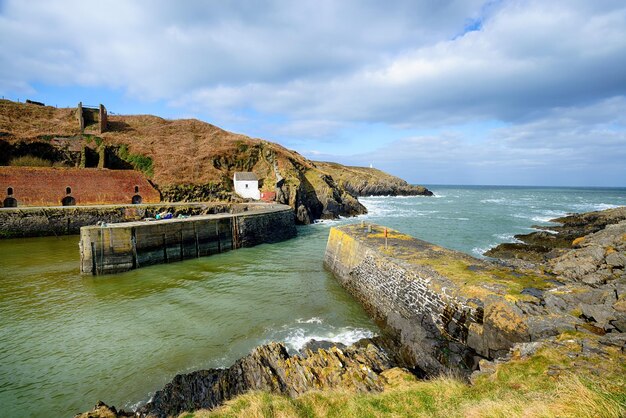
[0, 100, 431, 223]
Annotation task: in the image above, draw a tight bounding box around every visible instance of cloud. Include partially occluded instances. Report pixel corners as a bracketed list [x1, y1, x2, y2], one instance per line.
[3, 0, 625, 127]
[329, 97, 626, 186]
[1, 0, 625, 185]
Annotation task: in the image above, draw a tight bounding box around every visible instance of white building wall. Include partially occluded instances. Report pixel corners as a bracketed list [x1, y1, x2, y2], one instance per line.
[234, 180, 260, 200]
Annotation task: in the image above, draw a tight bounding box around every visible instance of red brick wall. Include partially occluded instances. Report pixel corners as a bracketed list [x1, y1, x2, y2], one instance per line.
[0, 167, 160, 207]
[260, 191, 276, 202]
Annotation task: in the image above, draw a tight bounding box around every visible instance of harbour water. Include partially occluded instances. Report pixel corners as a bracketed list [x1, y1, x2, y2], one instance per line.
[0, 185, 624, 417]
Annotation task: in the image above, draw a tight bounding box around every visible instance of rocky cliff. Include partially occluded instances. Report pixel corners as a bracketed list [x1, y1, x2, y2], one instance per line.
[0, 100, 432, 223]
[314, 161, 433, 196]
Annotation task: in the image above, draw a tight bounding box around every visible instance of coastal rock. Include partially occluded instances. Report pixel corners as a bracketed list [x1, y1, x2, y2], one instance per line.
[134, 340, 396, 417]
[485, 207, 626, 264]
[314, 161, 434, 197]
[301, 339, 347, 354]
[74, 401, 133, 418]
[548, 220, 626, 284]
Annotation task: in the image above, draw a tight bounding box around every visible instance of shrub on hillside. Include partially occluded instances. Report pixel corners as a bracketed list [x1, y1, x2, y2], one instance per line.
[10, 155, 53, 167]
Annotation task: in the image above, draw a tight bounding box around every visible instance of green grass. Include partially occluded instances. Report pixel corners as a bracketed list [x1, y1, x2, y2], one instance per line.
[118, 144, 154, 177]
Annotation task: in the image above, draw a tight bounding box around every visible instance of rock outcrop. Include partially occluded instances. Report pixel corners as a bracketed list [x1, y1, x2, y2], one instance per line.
[485, 206, 626, 336]
[485, 206, 626, 263]
[314, 161, 433, 196]
[76, 338, 399, 418]
[76, 206, 626, 417]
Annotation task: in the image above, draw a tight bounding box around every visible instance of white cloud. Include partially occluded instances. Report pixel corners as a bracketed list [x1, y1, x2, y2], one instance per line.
[1, 0, 626, 185]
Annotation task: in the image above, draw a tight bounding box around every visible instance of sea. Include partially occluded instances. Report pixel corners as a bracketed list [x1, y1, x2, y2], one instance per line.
[0, 185, 625, 417]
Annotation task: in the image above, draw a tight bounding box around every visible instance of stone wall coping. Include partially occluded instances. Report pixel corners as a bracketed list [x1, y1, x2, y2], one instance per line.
[81, 204, 292, 230]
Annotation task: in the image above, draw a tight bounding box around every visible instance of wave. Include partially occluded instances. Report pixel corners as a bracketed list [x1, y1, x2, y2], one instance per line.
[494, 233, 522, 242]
[296, 317, 323, 324]
[471, 246, 491, 258]
[570, 203, 621, 212]
[282, 327, 375, 352]
[264, 317, 376, 353]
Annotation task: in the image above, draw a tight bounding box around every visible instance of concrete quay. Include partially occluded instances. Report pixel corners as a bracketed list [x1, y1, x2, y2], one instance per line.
[80, 204, 296, 275]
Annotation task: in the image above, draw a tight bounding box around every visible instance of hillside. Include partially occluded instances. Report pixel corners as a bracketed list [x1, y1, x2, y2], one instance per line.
[0, 100, 432, 223]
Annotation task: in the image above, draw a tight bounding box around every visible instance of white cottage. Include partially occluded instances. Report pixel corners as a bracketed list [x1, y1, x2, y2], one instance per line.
[233, 172, 260, 200]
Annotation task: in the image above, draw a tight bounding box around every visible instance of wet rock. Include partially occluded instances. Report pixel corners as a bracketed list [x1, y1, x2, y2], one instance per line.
[134, 340, 397, 417]
[74, 401, 133, 418]
[485, 207, 626, 263]
[301, 339, 347, 354]
[521, 287, 544, 300]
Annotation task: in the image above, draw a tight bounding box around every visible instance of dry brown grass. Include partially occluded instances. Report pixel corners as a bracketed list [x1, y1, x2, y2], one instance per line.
[0, 99, 316, 188]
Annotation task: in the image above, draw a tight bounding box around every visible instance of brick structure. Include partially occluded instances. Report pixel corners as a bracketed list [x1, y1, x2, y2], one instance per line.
[77, 102, 107, 133]
[0, 167, 160, 207]
[260, 191, 276, 201]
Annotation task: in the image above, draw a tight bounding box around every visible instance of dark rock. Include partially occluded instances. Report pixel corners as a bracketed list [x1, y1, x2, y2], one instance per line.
[74, 401, 133, 418]
[485, 207, 626, 264]
[521, 287, 544, 300]
[610, 319, 626, 333]
[135, 341, 396, 418]
[301, 339, 347, 353]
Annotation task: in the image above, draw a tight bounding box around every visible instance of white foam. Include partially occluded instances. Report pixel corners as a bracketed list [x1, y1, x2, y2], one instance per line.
[471, 246, 491, 258]
[494, 233, 521, 242]
[571, 203, 621, 212]
[282, 327, 375, 352]
[296, 317, 323, 324]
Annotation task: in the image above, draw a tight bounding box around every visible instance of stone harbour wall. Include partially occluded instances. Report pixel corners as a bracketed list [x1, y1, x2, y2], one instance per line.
[80, 205, 296, 275]
[324, 224, 579, 376]
[0, 202, 283, 238]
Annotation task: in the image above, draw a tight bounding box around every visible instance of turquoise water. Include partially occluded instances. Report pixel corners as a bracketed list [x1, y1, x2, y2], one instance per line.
[0, 186, 624, 417]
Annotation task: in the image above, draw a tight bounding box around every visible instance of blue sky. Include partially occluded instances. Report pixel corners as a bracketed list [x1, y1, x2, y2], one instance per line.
[1, 0, 625, 186]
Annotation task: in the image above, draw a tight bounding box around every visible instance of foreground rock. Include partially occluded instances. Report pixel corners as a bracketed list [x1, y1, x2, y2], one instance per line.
[77, 338, 398, 418]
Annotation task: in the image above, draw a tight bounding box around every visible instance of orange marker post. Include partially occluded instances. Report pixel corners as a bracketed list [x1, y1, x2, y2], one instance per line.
[384, 228, 388, 249]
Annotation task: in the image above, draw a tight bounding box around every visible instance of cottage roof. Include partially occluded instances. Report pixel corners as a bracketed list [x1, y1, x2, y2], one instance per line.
[234, 172, 258, 181]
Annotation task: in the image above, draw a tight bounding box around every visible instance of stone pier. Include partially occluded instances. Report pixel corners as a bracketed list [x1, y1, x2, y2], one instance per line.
[324, 224, 579, 376]
[80, 204, 295, 275]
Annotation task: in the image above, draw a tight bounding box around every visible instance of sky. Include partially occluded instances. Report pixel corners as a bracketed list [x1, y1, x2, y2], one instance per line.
[1, 0, 625, 187]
